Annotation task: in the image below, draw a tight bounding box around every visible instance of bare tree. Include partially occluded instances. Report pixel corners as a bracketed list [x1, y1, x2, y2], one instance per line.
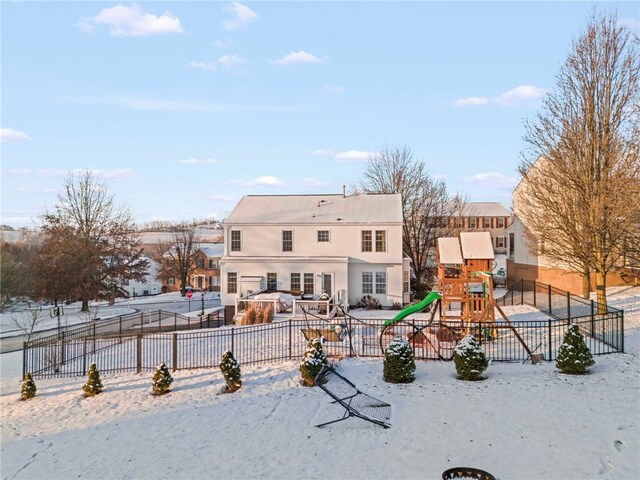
[156, 227, 201, 296]
[518, 11, 640, 308]
[9, 303, 43, 343]
[360, 145, 466, 295]
[39, 171, 149, 311]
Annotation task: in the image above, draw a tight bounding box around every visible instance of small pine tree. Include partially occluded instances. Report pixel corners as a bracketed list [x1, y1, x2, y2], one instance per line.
[151, 362, 174, 395]
[219, 351, 242, 393]
[384, 335, 416, 383]
[556, 324, 595, 374]
[453, 334, 489, 381]
[299, 338, 328, 386]
[21, 372, 37, 400]
[82, 363, 104, 397]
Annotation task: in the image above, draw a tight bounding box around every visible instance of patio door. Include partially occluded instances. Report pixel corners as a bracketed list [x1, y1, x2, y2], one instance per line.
[321, 273, 333, 296]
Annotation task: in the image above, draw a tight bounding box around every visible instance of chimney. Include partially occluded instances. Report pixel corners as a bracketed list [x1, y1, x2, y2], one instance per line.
[342, 185, 346, 197]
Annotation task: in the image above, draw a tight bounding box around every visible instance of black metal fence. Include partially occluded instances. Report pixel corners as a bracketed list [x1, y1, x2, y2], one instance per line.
[24, 283, 624, 378]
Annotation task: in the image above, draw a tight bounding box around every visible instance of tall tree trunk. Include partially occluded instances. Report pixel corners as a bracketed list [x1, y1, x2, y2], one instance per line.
[582, 264, 591, 299]
[81, 297, 89, 312]
[595, 269, 607, 314]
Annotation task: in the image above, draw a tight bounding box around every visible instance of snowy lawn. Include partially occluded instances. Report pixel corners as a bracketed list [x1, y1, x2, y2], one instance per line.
[1, 288, 639, 480]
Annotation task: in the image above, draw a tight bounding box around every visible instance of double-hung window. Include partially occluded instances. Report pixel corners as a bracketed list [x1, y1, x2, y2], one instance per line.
[282, 230, 293, 252]
[267, 273, 278, 290]
[362, 272, 373, 294]
[227, 272, 238, 294]
[362, 230, 372, 252]
[303, 273, 314, 295]
[483, 218, 491, 228]
[230, 230, 242, 252]
[375, 272, 387, 294]
[290, 273, 301, 292]
[375, 230, 386, 252]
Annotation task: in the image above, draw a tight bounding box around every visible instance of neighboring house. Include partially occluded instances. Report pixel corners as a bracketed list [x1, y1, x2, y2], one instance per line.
[220, 193, 410, 309]
[162, 243, 224, 293]
[507, 158, 636, 294]
[452, 202, 511, 254]
[121, 256, 162, 297]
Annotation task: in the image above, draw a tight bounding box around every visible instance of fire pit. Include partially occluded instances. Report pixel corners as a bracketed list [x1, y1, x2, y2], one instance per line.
[442, 467, 495, 480]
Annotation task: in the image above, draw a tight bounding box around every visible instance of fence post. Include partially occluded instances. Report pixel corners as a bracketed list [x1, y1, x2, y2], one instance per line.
[61, 331, 66, 366]
[548, 284, 552, 314]
[82, 337, 87, 376]
[136, 334, 142, 374]
[533, 281, 537, 307]
[621, 311, 624, 353]
[590, 300, 595, 337]
[521, 284, 524, 305]
[478, 321, 482, 347]
[548, 318, 553, 361]
[288, 320, 292, 359]
[172, 333, 178, 372]
[231, 328, 235, 353]
[119, 316, 122, 336]
[566, 292, 571, 320]
[174, 312, 177, 331]
[140, 313, 143, 334]
[22, 342, 27, 380]
[92, 323, 96, 353]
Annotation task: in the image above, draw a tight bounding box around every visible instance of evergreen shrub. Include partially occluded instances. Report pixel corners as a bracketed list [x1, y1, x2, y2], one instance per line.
[556, 324, 595, 374]
[383, 335, 416, 383]
[82, 363, 104, 397]
[453, 335, 489, 381]
[219, 351, 242, 393]
[21, 372, 37, 400]
[151, 362, 174, 395]
[299, 338, 328, 386]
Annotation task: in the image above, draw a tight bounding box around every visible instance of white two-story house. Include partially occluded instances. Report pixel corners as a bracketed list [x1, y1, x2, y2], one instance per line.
[220, 193, 410, 309]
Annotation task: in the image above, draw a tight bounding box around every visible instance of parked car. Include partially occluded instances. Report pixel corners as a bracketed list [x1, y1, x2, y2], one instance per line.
[493, 268, 506, 287]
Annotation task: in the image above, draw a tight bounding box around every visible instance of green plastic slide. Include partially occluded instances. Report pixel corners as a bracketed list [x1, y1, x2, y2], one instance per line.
[383, 291, 442, 327]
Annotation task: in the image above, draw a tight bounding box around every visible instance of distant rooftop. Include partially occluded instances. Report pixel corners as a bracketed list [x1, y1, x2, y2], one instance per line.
[225, 193, 403, 225]
[458, 202, 511, 217]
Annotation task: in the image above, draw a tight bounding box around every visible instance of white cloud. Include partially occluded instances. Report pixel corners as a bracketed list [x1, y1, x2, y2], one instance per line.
[227, 176, 285, 187]
[77, 4, 184, 37]
[187, 61, 216, 71]
[218, 54, 248, 69]
[18, 168, 134, 179]
[302, 177, 329, 187]
[212, 39, 230, 48]
[311, 149, 334, 156]
[270, 50, 323, 65]
[462, 172, 518, 190]
[12, 187, 27, 192]
[335, 150, 375, 163]
[492, 85, 547, 106]
[178, 158, 218, 165]
[8, 168, 33, 174]
[619, 17, 639, 32]
[452, 84, 546, 108]
[452, 96, 490, 107]
[222, 2, 258, 31]
[1, 128, 32, 143]
[322, 85, 344, 94]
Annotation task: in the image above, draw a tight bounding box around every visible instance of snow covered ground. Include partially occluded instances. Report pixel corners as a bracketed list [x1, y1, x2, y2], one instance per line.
[1, 287, 638, 479]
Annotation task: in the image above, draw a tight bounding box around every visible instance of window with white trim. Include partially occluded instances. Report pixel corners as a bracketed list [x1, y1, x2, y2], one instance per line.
[317, 230, 330, 242]
[290, 273, 301, 292]
[469, 217, 477, 229]
[375, 272, 387, 294]
[362, 272, 373, 294]
[497, 218, 505, 228]
[375, 230, 386, 252]
[282, 230, 293, 252]
[496, 237, 505, 248]
[267, 272, 278, 290]
[483, 218, 491, 228]
[230, 230, 241, 252]
[361, 230, 372, 252]
[168, 278, 175, 285]
[227, 272, 237, 294]
[303, 273, 314, 295]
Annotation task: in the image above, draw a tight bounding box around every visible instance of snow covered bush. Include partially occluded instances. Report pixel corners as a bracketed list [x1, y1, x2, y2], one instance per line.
[556, 324, 595, 374]
[151, 362, 174, 395]
[21, 372, 36, 400]
[299, 338, 328, 386]
[383, 335, 416, 383]
[358, 295, 381, 310]
[453, 334, 489, 381]
[219, 351, 242, 393]
[82, 363, 104, 397]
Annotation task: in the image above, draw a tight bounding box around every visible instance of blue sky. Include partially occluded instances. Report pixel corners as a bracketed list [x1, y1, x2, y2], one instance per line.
[2, 1, 638, 227]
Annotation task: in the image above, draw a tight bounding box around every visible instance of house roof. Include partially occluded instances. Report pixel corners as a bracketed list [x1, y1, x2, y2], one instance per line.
[437, 237, 464, 264]
[225, 193, 403, 225]
[459, 202, 511, 217]
[460, 232, 495, 260]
